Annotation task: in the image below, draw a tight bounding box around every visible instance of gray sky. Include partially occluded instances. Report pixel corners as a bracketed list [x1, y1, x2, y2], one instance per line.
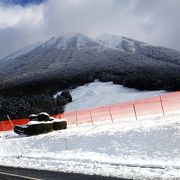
[0, 0, 180, 59]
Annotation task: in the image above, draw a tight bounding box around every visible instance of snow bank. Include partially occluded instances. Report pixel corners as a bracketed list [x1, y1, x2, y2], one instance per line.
[0, 112, 180, 179]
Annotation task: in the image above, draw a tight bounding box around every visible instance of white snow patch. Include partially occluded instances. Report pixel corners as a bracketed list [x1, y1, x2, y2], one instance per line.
[57, 33, 97, 49]
[96, 34, 124, 51]
[27, 121, 53, 125]
[27, 118, 66, 125]
[0, 113, 180, 179]
[124, 39, 136, 52]
[54, 81, 165, 112]
[52, 118, 67, 123]
[42, 33, 97, 50]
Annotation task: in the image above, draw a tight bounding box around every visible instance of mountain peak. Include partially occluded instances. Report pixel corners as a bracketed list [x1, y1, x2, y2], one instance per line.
[96, 34, 125, 51]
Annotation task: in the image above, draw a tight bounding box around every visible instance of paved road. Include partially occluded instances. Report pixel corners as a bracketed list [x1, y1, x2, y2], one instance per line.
[0, 166, 131, 180]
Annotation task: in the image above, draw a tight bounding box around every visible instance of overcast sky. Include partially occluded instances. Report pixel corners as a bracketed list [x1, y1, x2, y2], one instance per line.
[0, 0, 180, 59]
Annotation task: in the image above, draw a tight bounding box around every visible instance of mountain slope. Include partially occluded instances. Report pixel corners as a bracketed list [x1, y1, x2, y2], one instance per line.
[0, 33, 180, 94]
[0, 33, 180, 120]
[97, 34, 180, 65]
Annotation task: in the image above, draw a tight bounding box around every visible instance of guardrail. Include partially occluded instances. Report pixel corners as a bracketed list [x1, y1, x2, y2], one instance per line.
[0, 91, 180, 131]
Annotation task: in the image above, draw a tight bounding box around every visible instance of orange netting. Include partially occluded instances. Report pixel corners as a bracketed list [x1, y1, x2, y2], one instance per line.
[1, 91, 180, 131]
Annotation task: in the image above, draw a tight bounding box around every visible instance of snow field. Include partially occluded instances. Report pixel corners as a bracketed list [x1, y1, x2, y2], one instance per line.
[54, 81, 165, 112]
[0, 81, 178, 179]
[0, 112, 180, 180]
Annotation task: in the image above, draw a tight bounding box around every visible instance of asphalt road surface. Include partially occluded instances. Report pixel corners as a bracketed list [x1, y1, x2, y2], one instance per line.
[0, 166, 132, 180]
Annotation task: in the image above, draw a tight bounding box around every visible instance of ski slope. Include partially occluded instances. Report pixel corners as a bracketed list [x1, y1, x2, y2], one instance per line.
[54, 81, 166, 112]
[0, 82, 178, 179]
[0, 112, 180, 180]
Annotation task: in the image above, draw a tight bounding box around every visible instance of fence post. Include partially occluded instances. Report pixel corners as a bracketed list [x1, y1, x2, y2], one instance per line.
[64, 138, 68, 150]
[89, 110, 94, 125]
[109, 107, 113, 123]
[75, 111, 78, 126]
[7, 115, 14, 129]
[133, 104, 138, 120]
[160, 96, 165, 116]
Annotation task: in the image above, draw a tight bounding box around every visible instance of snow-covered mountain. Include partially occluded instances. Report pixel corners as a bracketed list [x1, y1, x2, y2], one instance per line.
[0, 33, 180, 94]
[0, 32, 180, 119]
[96, 33, 144, 52]
[43, 33, 100, 49]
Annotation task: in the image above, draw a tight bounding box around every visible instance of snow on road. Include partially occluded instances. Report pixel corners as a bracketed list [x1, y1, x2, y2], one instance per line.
[0, 112, 180, 180]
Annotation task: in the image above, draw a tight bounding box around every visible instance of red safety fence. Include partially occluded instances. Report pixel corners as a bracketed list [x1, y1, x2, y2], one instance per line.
[63, 91, 180, 126]
[0, 119, 29, 131]
[1, 91, 180, 131]
[0, 114, 63, 131]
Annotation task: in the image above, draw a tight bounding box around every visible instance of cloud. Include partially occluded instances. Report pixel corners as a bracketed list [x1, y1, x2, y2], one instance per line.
[0, 2, 45, 58]
[0, 4, 43, 28]
[0, 0, 180, 59]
